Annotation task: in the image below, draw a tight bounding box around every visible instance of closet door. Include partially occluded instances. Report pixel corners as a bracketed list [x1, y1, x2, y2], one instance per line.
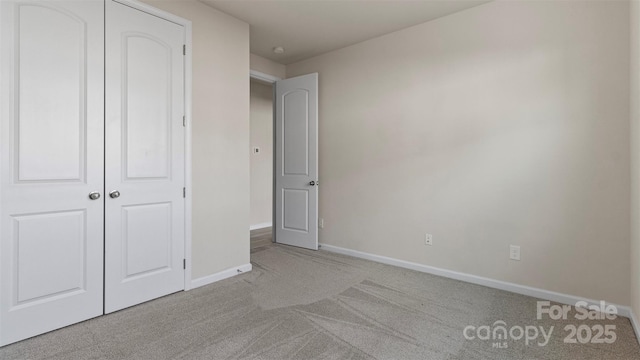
[104, 0, 185, 313]
[0, 0, 105, 346]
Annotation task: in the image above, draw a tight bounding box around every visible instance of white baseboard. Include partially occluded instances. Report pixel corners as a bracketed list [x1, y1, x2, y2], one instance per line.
[250, 222, 272, 231]
[189, 263, 252, 290]
[630, 310, 640, 346]
[319, 243, 632, 319]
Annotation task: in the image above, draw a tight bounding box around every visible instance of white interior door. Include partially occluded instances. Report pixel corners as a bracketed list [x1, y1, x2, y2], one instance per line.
[0, 0, 105, 346]
[105, 0, 186, 313]
[274, 73, 319, 250]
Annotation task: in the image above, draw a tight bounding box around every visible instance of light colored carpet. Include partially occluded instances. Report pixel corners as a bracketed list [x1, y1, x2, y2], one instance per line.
[1, 230, 639, 359]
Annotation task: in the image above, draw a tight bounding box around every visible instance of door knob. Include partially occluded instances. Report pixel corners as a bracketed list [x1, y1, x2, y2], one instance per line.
[309, 181, 318, 186]
[109, 190, 121, 199]
[88, 192, 101, 200]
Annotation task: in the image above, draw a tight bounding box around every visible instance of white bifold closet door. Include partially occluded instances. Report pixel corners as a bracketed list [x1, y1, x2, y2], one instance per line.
[0, 0, 105, 346]
[104, 0, 186, 313]
[0, 0, 186, 346]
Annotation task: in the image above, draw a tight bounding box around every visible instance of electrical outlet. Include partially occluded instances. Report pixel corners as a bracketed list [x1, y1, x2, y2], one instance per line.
[425, 234, 433, 246]
[252, 147, 260, 154]
[509, 245, 521, 261]
[319, 218, 324, 228]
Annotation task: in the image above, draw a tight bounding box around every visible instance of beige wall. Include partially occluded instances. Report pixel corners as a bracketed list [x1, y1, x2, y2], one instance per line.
[288, 0, 631, 305]
[251, 53, 286, 79]
[631, 0, 640, 319]
[143, 0, 250, 279]
[250, 80, 273, 226]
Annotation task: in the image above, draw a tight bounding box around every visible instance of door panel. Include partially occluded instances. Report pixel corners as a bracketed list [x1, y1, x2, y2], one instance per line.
[122, 203, 172, 280]
[283, 90, 309, 175]
[14, 210, 86, 304]
[124, 35, 171, 180]
[105, 0, 185, 313]
[275, 74, 318, 250]
[0, 0, 104, 346]
[17, 4, 86, 182]
[282, 189, 309, 232]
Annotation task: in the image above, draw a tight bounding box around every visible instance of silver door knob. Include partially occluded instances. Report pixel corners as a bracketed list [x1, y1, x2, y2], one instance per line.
[88, 192, 101, 200]
[309, 181, 316, 186]
[109, 190, 121, 199]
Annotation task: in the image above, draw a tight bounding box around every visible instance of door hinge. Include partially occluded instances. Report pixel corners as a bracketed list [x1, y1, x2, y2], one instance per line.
[183, 259, 186, 269]
[183, 187, 186, 198]
[183, 115, 186, 127]
[183, 45, 186, 55]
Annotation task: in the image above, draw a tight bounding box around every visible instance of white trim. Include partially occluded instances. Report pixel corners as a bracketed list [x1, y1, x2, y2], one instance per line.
[250, 69, 281, 84]
[190, 263, 253, 289]
[113, 0, 189, 25]
[319, 243, 633, 319]
[114, 0, 193, 291]
[630, 310, 640, 346]
[250, 222, 272, 231]
[0, 0, 5, 345]
[183, 19, 193, 291]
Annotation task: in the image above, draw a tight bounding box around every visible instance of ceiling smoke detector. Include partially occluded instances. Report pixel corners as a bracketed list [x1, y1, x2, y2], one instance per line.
[273, 46, 285, 54]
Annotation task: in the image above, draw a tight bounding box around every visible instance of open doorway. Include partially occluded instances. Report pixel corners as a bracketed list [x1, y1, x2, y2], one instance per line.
[250, 71, 319, 251]
[250, 76, 275, 250]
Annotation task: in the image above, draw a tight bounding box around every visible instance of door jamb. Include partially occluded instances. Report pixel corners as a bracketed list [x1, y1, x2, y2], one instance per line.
[249, 70, 280, 243]
[250, 70, 281, 84]
[113, 0, 193, 290]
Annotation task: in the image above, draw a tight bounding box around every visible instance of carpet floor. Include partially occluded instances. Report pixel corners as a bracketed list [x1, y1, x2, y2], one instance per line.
[1, 229, 639, 359]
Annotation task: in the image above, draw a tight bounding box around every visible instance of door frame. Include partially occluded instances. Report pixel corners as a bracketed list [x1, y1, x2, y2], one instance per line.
[113, 0, 193, 290]
[249, 70, 280, 242]
[250, 70, 281, 84]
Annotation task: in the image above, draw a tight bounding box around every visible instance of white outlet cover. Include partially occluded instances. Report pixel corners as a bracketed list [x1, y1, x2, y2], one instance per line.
[509, 245, 521, 261]
[425, 234, 433, 245]
[252, 147, 260, 154]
